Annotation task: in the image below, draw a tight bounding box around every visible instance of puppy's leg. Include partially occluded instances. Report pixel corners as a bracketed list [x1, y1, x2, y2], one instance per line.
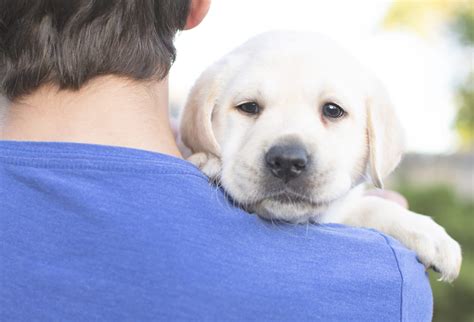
[187, 152, 222, 179]
[339, 196, 462, 282]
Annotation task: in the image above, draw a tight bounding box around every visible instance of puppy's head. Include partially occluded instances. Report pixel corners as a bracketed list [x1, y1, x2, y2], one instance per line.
[181, 31, 404, 222]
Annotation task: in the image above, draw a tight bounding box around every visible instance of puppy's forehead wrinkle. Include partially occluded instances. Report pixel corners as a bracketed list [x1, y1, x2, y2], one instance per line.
[233, 88, 265, 105]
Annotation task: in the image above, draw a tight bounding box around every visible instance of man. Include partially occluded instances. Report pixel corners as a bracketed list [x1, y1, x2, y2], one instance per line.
[0, 1, 432, 321]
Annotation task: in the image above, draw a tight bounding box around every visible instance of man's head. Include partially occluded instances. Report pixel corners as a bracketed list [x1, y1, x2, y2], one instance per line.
[0, 0, 209, 101]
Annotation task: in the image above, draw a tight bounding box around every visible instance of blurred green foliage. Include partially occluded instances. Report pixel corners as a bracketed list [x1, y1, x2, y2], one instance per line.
[455, 72, 474, 150]
[396, 182, 474, 322]
[452, 8, 474, 150]
[452, 4, 474, 45]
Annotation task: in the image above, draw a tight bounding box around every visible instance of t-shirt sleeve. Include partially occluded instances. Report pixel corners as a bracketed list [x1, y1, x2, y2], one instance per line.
[380, 232, 434, 322]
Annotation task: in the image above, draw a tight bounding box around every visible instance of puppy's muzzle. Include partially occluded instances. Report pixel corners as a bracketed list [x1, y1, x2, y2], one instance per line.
[265, 144, 309, 182]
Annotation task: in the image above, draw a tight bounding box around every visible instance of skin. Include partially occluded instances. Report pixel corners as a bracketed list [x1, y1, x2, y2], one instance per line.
[0, 0, 211, 159]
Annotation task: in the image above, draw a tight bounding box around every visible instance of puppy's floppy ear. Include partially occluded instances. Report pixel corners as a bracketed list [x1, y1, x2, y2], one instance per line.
[180, 61, 230, 157]
[366, 79, 405, 188]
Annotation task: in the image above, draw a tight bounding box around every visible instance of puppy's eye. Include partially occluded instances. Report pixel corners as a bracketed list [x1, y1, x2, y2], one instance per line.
[322, 103, 345, 119]
[236, 102, 261, 115]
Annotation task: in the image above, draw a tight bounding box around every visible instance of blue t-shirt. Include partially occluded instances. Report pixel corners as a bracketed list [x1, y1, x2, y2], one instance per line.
[0, 141, 432, 321]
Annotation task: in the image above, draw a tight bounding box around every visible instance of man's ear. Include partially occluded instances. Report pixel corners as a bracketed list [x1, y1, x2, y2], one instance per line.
[180, 60, 229, 157]
[184, 0, 211, 30]
[366, 79, 405, 188]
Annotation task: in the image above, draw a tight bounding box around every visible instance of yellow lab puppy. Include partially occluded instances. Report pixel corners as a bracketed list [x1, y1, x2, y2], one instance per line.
[180, 31, 461, 282]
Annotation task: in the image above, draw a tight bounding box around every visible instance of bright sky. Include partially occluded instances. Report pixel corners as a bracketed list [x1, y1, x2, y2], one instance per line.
[170, 0, 463, 153]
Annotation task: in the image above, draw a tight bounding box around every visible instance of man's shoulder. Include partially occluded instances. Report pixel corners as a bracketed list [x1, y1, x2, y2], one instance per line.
[0, 141, 432, 321]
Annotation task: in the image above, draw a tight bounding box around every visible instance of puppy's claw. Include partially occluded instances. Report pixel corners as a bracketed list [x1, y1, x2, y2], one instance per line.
[435, 240, 462, 283]
[408, 216, 462, 283]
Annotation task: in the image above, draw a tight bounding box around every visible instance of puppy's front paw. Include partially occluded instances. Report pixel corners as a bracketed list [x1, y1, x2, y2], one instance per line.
[187, 152, 222, 179]
[406, 215, 462, 283]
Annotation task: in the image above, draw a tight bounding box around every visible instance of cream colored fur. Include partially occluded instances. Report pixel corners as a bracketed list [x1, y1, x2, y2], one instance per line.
[180, 31, 461, 282]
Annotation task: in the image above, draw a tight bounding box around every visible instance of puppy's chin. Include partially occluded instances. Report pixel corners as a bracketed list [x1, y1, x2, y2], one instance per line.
[250, 199, 329, 224]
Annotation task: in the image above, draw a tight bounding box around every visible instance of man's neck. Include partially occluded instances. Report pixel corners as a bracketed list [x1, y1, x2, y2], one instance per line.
[0, 76, 182, 158]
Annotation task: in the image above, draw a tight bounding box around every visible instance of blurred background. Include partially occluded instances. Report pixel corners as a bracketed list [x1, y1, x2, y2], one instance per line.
[169, 0, 473, 321]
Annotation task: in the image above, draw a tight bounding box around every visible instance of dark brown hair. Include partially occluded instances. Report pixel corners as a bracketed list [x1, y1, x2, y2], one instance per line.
[0, 0, 190, 100]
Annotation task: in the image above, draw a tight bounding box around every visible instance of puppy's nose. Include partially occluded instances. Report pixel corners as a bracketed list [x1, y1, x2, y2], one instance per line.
[265, 144, 309, 182]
